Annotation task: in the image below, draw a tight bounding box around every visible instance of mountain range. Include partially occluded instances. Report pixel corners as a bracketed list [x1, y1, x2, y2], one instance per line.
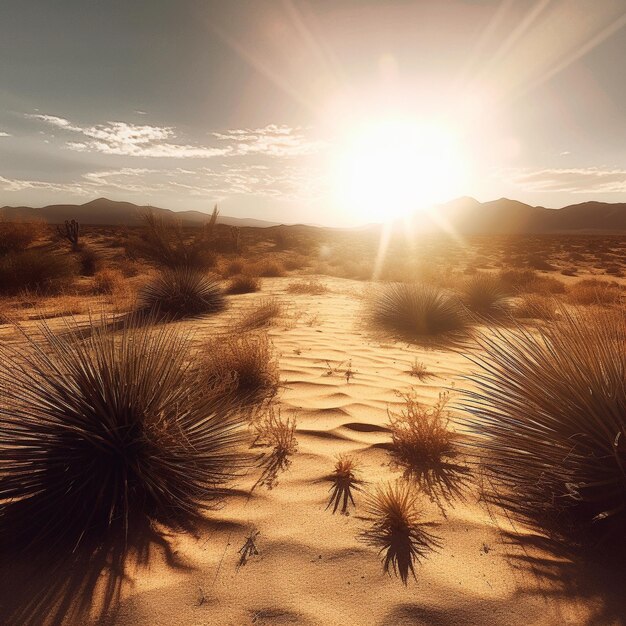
[2, 196, 626, 233]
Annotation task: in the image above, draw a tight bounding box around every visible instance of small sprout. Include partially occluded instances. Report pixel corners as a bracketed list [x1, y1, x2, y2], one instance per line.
[326, 455, 363, 515]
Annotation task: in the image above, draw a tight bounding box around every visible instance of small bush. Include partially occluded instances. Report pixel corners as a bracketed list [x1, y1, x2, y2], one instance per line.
[93, 268, 125, 294]
[461, 308, 626, 550]
[226, 274, 261, 295]
[203, 333, 279, 404]
[0, 249, 78, 296]
[567, 279, 621, 306]
[461, 273, 510, 317]
[237, 297, 283, 331]
[0, 219, 45, 254]
[368, 283, 468, 338]
[0, 315, 247, 547]
[138, 268, 225, 319]
[388, 391, 467, 501]
[326, 455, 363, 515]
[254, 259, 285, 277]
[361, 481, 440, 584]
[221, 257, 245, 277]
[286, 279, 328, 295]
[514, 293, 557, 320]
[78, 245, 102, 276]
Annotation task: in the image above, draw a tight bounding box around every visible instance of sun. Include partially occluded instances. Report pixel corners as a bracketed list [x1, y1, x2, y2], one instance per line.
[332, 119, 466, 223]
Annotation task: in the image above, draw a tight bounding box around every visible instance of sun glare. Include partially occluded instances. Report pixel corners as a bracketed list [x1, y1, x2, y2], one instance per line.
[333, 119, 466, 223]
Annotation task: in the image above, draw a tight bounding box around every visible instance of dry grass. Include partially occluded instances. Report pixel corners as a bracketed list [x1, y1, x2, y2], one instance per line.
[368, 283, 468, 339]
[0, 219, 46, 254]
[0, 314, 247, 548]
[567, 278, 622, 306]
[326, 454, 363, 515]
[138, 268, 225, 319]
[461, 273, 510, 317]
[408, 359, 431, 381]
[286, 279, 328, 295]
[93, 268, 125, 294]
[236, 297, 283, 331]
[226, 274, 261, 295]
[388, 391, 468, 502]
[461, 308, 626, 550]
[252, 259, 285, 277]
[253, 405, 298, 489]
[514, 293, 557, 320]
[361, 481, 440, 584]
[202, 332, 280, 404]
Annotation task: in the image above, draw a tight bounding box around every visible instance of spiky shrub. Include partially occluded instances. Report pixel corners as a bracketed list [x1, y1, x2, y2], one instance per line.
[203, 332, 280, 404]
[226, 274, 261, 295]
[388, 391, 467, 501]
[0, 316, 247, 548]
[0, 249, 78, 295]
[368, 283, 467, 338]
[327, 455, 363, 515]
[361, 481, 440, 584]
[461, 308, 626, 549]
[461, 273, 510, 317]
[138, 268, 225, 319]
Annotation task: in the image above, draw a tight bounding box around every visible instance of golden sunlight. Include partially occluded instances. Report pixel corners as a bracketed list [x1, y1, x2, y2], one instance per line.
[332, 119, 467, 222]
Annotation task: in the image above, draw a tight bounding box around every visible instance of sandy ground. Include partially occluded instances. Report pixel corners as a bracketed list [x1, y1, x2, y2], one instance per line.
[45, 275, 617, 626]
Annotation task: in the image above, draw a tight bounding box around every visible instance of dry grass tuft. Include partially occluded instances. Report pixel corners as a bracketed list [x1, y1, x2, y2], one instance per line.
[461, 307, 626, 550]
[253, 405, 298, 489]
[237, 297, 283, 331]
[408, 359, 431, 381]
[461, 273, 510, 317]
[567, 279, 622, 306]
[514, 293, 557, 320]
[138, 268, 225, 319]
[93, 268, 125, 294]
[361, 481, 440, 584]
[226, 274, 261, 295]
[0, 219, 46, 254]
[286, 279, 328, 295]
[0, 314, 248, 548]
[388, 391, 468, 503]
[202, 333, 280, 404]
[253, 259, 285, 277]
[326, 454, 363, 514]
[368, 283, 468, 339]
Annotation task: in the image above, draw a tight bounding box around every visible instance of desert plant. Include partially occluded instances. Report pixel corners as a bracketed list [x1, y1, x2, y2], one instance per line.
[253, 259, 285, 277]
[237, 297, 283, 331]
[461, 273, 510, 317]
[388, 391, 468, 502]
[221, 257, 245, 277]
[203, 332, 280, 404]
[0, 315, 247, 548]
[514, 293, 557, 320]
[460, 308, 626, 549]
[408, 359, 431, 381]
[0, 249, 78, 296]
[253, 405, 298, 489]
[78, 245, 102, 276]
[0, 219, 45, 254]
[368, 283, 468, 338]
[286, 279, 328, 295]
[138, 268, 225, 319]
[567, 279, 621, 306]
[326, 455, 363, 514]
[56, 218, 80, 251]
[361, 481, 440, 584]
[226, 274, 261, 295]
[128, 208, 218, 269]
[93, 268, 124, 294]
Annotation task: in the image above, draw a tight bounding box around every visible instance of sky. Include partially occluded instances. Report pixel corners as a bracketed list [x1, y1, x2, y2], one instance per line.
[1, 0, 626, 226]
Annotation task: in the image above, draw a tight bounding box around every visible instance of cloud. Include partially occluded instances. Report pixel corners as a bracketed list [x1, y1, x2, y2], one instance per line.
[26, 114, 231, 158]
[0, 132, 11, 138]
[509, 167, 626, 193]
[213, 124, 324, 157]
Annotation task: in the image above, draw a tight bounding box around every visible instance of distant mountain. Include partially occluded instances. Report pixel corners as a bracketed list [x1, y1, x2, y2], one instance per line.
[0, 198, 279, 228]
[2, 196, 626, 232]
[431, 197, 626, 234]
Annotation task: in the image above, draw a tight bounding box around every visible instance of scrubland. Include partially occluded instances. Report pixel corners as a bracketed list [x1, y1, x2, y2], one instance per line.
[0, 214, 625, 625]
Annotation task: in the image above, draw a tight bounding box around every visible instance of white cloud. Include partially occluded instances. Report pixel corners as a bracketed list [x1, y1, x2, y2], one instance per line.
[0, 132, 10, 138]
[509, 167, 626, 193]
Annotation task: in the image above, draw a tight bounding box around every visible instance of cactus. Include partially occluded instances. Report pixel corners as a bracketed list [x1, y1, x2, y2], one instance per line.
[57, 219, 80, 250]
[229, 226, 241, 253]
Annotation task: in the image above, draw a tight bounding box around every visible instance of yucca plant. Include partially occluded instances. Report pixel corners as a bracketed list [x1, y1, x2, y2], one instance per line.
[461, 308, 626, 549]
[461, 273, 510, 317]
[361, 481, 440, 584]
[0, 315, 247, 549]
[138, 267, 225, 319]
[368, 283, 468, 339]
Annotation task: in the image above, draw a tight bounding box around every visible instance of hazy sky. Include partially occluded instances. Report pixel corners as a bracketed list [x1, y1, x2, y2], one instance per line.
[1, 0, 626, 225]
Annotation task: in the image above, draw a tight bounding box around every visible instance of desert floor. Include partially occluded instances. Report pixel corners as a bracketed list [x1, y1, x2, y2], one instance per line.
[49, 274, 619, 626]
